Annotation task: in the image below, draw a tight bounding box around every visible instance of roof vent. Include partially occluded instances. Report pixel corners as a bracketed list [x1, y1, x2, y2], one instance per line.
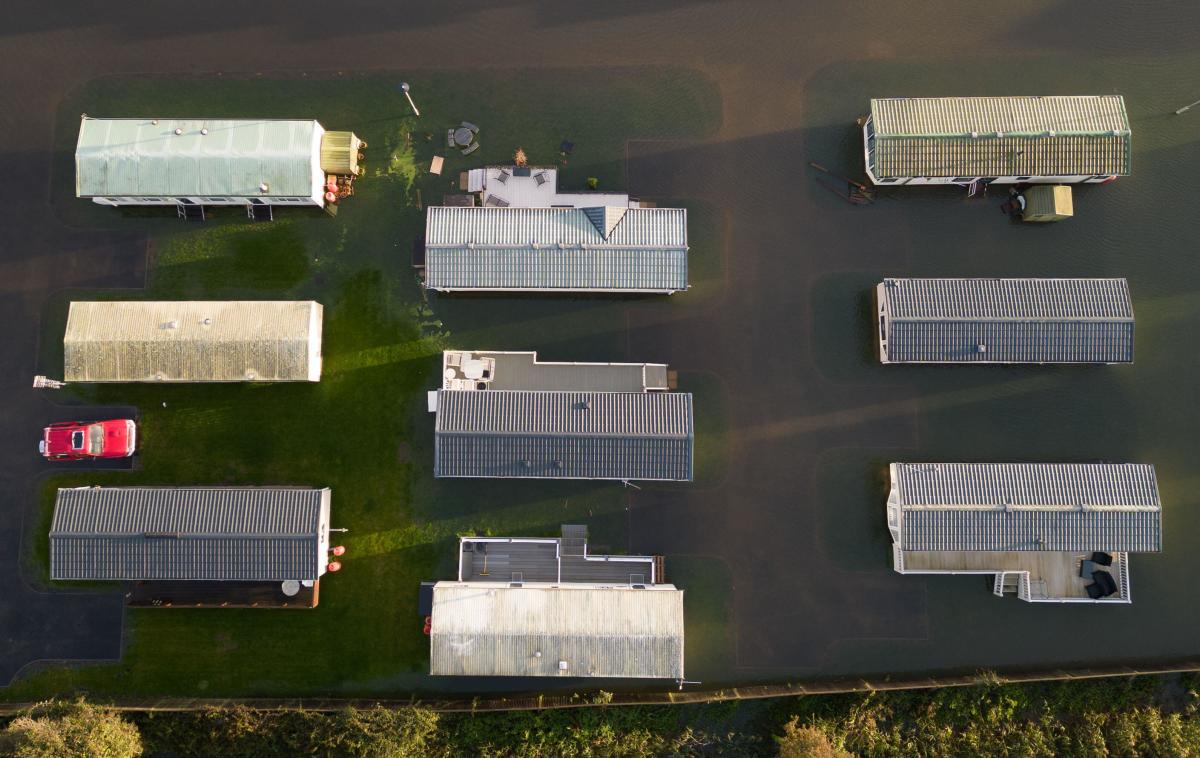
[1047, 129, 1056, 137]
[558, 660, 569, 671]
[520, 459, 531, 468]
[201, 128, 209, 136]
[1112, 129, 1121, 136]
[534, 651, 542, 658]
[246, 370, 257, 380]
[976, 343, 987, 353]
[151, 119, 159, 125]
[580, 400, 591, 410]
[165, 320, 179, 329]
[970, 131, 979, 138]
[259, 182, 270, 193]
[174, 127, 183, 135]
[995, 131, 1004, 138]
[155, 372, 165, 381]
[202, 317, 212, 326]
[553, 459, 563, 469]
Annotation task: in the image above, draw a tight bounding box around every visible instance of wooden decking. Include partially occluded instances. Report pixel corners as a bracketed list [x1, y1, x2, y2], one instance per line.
[125, 580, 319, 609]
[902, 551, 1124, 600]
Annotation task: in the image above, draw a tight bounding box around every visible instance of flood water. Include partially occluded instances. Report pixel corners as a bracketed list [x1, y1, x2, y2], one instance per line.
[5, 1, 1200, 691]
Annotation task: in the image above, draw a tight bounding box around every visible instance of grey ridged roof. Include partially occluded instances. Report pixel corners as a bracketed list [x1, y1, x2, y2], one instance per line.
[50, 487, 330, 581]
[76, 117, 321, 198]
[423, 206, 688, 292]
[64, 301, 323, 381]
[430, 583, 684, 678]
[879, 278, 1134, 363]
[868, 96, 1131, 178]
[893, 463, 1161, 552]
[435, 390, 693, 480]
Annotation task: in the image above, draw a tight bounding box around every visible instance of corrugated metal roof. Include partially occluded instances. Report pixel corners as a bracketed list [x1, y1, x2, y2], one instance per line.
[76, 117, 321, 198]
[63, 301, 322, 382]
[430, 583, 684, 678]
[880, 278, 1134, 363]
[435, 390, 694, 480]
[868, 96, 1130, 178]
[50, 487, 330, 581]
[423, 206, 688, 292]
[893, 463, 1161, 552]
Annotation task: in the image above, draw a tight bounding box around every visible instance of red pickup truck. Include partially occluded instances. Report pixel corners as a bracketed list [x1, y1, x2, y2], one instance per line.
[40, 419, 136, 460]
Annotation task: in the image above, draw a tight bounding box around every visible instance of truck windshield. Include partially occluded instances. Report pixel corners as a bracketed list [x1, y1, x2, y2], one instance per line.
[87, 424, 105, 455]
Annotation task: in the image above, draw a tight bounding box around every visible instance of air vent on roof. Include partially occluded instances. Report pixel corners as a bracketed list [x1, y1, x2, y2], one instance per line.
[1047, 130, 1056, 137]
[202, 317, 212, 326]
[520, 459, 531, 468]
[580, 400, 591, 411]
[259, 182, 270, 193]
[201, 128, 209, 135]
[977, 343, 987, 353]
[970, 131, 979, 138]
[995, 131, 1004, 138]
[174, 128, 183, 135]
[558, 660, 569, 671]
[164, 320, 179, 329]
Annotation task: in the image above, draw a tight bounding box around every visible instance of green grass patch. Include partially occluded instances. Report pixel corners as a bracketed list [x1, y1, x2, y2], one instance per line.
[11, 65, 722, 700]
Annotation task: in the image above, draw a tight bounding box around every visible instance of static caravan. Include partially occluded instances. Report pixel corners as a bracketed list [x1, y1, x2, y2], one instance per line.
[875, 278, 1134, 365]
[51, 486, 335, 608]
[75, 116, 363, 211]
[422, 205, 689, 294]
[887, 463, 1162, 604]
[64, 300, 324, 382]
[862, 96, 1131, 186]
[430, 525, 684, 679]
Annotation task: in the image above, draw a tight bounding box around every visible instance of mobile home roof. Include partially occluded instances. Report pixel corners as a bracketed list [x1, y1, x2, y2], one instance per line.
[51, 487, 330, 581]
[76, 117, 321, 198]
[868, 96, 1131, 178]
[891, 463, 1161, 552]
[423, 206, 688, 292]
[434, 390, 694, 480]
[879, 278, 1134, 363]
[63, 300, 323, 382]
[430, 583, 685, 678]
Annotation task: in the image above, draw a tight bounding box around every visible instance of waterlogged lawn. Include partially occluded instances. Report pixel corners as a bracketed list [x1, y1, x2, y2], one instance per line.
[10, 67, 723, 699]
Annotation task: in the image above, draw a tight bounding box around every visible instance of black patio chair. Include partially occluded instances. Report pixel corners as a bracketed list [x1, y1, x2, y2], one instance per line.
[1085, 582, 1105, 600]
[1091, 551, 1114, 567]
[1092, 570, 1118, 597]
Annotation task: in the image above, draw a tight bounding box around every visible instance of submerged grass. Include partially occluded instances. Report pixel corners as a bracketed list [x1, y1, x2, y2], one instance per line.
[11, 67, 722, 700]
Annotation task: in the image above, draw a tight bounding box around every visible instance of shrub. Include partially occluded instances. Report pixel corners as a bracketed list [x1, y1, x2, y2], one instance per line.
[777, 718, 851, 758]
[0, 699, 142, 758]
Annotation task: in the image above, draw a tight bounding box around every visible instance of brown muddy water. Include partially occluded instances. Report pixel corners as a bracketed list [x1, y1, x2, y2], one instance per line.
[4, 1, 1200, 693]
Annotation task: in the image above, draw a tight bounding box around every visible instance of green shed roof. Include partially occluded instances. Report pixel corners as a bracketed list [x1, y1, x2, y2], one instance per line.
[75, 117, 322, 198]
[868, 96, 1131, 179]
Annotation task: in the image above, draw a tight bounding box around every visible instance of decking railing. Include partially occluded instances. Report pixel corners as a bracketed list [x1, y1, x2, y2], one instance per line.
[1118, 552, 1131, 600]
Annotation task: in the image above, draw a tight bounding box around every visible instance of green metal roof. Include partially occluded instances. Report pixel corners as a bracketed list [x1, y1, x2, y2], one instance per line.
[868, 96, 1131, 178]
[75, 117, 321, 198]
